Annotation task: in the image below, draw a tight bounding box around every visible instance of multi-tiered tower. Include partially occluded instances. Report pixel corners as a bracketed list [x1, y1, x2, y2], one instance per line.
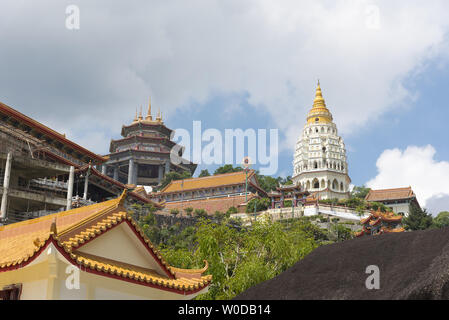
[292, 82, 351, 200]
[103, 98, 196, 186]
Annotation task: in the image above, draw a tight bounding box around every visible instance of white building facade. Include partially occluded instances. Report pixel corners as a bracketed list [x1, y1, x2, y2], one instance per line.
[292, 82, 351, 200]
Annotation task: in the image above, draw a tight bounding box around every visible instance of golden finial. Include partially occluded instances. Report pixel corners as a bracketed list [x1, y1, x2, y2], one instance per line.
[146, 96, 153, 121]
[50, 218, 57, 236]
[313, 80, 325, 108]
[133, 108, 138, 122]
[156, 107, 161, 121]
[138, 106, 143, 120]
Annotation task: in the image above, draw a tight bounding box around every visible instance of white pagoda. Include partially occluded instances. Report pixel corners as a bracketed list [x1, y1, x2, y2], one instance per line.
[292, 81, 351, 200]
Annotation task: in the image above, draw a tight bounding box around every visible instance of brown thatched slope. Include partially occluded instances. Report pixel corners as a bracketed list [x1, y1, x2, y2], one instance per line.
[235, 227, 449, 300]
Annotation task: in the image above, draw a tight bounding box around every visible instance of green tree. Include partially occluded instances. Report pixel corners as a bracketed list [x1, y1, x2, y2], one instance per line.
[214, 211, 225, 221]
[226, 206, 238, 215]
[199, 169, 211, 177]
[214, 165, 243, 175]
[256, 173, 279, 193]
[432, 211, 449, 229]
[246, 198, 270, 213]
[403, 203, 433, 231]
[194, 208, 208, 218]
[279, 176, 293, 185]
[170, 208, 179, 216]
[351, 186, 371, 199]
[184, 207, 194, 217]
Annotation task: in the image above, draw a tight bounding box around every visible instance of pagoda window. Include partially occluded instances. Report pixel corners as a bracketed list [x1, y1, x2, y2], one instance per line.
[332, 179, 338, 190]
[340, 182, 344, 191]
[313, 179, 319, 189]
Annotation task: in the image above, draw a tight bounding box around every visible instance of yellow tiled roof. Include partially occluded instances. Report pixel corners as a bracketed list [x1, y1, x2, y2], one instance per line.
[0, 198, 121, 267]
[160, 170, 255, 193]
[0, 191, 211, 293]
[365, 187, 415, 202]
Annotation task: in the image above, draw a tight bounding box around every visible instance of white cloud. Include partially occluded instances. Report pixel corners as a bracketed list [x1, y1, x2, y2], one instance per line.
[366, 145, 449, 211]
[1, 1, 449, 154]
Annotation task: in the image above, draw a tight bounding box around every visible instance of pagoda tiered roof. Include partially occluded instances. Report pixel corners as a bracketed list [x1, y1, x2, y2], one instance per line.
[109, 135, 176, 153]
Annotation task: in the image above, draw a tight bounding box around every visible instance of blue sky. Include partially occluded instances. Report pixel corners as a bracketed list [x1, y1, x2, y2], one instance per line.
[1, 1, 449, 214]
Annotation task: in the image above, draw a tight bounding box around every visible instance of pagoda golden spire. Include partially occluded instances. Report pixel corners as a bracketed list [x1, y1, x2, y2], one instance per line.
[146, 96, 153, 121]
[133, 108, 138, 122]
[307, 80, 333, 124]
[313, 80, 326, 109]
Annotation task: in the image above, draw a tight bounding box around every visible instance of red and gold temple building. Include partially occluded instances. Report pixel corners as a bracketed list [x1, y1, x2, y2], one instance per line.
[355, 209, 405, 237]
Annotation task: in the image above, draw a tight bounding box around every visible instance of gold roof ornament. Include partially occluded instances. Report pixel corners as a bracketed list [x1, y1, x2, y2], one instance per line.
[307, 80, 333, 124]
[145, 96, 153, 121]
[138, 106, 143, 121]
[156, 108, 162, 122]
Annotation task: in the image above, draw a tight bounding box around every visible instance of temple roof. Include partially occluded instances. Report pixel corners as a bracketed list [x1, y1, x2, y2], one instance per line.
[158, 170, 266, 195]
[0, 101, 106, 164]
[0, 191, 211, 293]
[71, 164, 163, 207]
[361, 209, 403, 224]
[365, 187, 416, 202]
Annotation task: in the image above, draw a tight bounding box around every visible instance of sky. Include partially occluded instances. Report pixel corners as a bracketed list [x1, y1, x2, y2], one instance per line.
[1, 1, 449, 214]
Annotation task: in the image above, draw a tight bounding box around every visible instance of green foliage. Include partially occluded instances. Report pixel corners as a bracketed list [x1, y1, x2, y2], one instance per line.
[184, 207, 194, 217]
[214, 211, 225, 220]
[246, 198, 270, 213]
[136, 208, 342, 300]
[214, 165, 243, 175]
[170, 208, 179, 216]
[432, 211, 449, 229]
[191, 218, 322, 299]
[369, 201, 389, 212]
[226, 206, 238, 215]
[194, 208, 208, 218]
[255, 173, 280, 193]
[279, 176, 293, 185]
[351, 186, 371, 199]
[284, 200, 293, 207]
[159, 171, 192, 190]
[403, 202, 433, 231]
[199, 169, 211, 177]
[330, 224, 353, 242]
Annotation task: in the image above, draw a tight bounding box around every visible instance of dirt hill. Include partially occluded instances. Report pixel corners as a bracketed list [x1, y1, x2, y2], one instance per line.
[235, 227, 449, 299]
